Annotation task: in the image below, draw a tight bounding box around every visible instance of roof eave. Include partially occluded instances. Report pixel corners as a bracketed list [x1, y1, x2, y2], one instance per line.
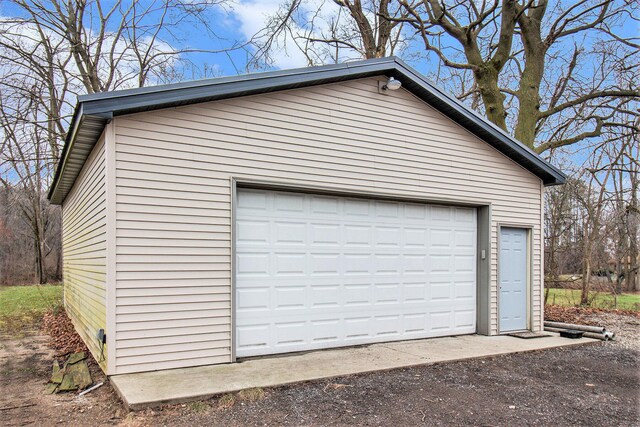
[48, 107, 112, 204]
[48, 57, 565, 204]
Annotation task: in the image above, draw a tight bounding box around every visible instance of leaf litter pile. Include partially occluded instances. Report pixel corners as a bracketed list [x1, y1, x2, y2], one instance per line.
[41, 309, 96, 394]
[545, 304, 640, 324]
[41, 309, 88, 356]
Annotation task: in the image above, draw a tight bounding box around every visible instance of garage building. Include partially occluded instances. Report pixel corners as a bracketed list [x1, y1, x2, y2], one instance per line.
[48, 57, 565, 375]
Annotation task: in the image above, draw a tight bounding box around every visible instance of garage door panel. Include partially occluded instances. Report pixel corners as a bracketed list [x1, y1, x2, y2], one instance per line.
[273, 252, 306, 275]
[375, 255, 402, 274]
[235, 189, 476, 358]
[404, 282, 428, 302]
[454, 254, 476, 272]
[404, 228, 427, 247]
[456, 207, 476, 222]
[344, 199, 369, 216]
[309, 253, 340, 275]
[274, 222, 306, 245]
[343, 253, 371, 274]
[274, 192, 305, 212]
[236, 220, 269, 244]
[455, 229, 476, 247]
[455, 309, 476, 328]
[237, 310, 476, 356]
[310, 223, 341, 245]
[311, 195, 339, 214]
[236, 287, 269, 311]
[455, 281, 476, 300]
[236, 252, 269, 276]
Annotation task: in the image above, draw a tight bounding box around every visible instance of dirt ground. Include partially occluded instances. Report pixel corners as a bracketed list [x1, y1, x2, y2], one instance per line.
[1, 313, 638, 427]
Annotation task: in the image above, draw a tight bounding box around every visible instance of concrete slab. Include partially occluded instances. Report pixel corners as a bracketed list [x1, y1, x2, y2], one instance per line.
[110, 333, 597, 410]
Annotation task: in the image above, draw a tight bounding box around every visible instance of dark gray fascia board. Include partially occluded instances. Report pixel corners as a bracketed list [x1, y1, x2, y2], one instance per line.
[79, 58, 393, 102]
[47, 103, 112, 203]
[79, 58, 399, 116]
[48, 57, 565, 204]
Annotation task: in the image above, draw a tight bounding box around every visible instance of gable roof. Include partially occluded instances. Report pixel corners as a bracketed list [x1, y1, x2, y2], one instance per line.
[48, 57, 565, 204]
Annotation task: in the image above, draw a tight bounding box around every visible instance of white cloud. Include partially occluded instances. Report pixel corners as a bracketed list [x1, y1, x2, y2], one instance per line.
[0, 15, 182, 92]
[231, 0, 309, 69]
[230, 0, 355, 69]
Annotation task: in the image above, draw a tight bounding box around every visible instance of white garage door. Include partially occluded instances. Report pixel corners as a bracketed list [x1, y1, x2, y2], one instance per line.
[235, 188, 477, 358]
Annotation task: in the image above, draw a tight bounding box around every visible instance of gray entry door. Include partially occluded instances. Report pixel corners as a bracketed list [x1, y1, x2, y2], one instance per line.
[499, 227, 528, 332]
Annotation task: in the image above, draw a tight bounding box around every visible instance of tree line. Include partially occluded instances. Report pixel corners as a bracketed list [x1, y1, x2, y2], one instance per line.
[1, 1, 638, 302]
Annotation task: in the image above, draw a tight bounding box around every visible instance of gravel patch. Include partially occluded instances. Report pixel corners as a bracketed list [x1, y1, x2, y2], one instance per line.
[2, 313, 638, 427]
[581, 312, 640, 351]
[136, 326, 640, 427]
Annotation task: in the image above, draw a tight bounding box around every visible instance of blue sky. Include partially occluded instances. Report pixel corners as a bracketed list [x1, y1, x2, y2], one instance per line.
[1, 1, 635, 83]
[1, 0, 637, 169]
[161, 1, 638, 81]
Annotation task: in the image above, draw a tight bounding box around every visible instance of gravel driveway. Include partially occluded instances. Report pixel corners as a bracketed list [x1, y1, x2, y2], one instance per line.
[130, 313, 640, 427]
[2, 313, 639, 427]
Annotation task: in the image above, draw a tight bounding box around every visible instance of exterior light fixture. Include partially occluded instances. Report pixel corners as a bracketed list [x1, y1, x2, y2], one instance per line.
[382, 77, 402, 91]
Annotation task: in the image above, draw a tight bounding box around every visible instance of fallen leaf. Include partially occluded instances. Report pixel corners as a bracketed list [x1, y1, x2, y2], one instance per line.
[41, 310, 89, 356]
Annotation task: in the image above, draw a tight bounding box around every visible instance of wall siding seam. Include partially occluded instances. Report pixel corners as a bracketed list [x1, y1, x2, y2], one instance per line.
[106, 121, 118, 375]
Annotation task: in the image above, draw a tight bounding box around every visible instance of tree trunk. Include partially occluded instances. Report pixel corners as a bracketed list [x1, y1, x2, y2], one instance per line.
[35, 237, 46, 284]
[545, 221, 558, 305]
[514, 10, 546, 149]
[627, 169, 638, 291]
[581, 256, 591, 305]
[33, 212, 46, 285]
[55, 240, 62, 281]
[616, 260, 623, 295]
[474, 66, 507, 130]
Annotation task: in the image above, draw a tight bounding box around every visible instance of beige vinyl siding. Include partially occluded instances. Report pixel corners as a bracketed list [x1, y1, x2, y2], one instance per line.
[113, 77, 543, 374]
[62, 135, 107, 371]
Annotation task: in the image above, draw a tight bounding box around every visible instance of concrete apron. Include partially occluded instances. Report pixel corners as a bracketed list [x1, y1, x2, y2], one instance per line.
[110, 333, 597, 410]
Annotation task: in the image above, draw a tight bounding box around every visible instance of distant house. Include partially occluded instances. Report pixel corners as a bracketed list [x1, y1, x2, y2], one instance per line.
[48, 57, 565, 375]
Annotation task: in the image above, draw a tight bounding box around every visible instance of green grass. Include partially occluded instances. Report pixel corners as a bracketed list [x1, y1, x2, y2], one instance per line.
[237, 387, 265, 402]
[546, 287, 640, 311]
[0, 284, 63, 332]
[187, 401, 210, 413]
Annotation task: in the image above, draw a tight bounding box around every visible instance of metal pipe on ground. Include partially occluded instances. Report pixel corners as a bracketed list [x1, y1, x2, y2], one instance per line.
[543, 321, 605, 334]
[543, 326, 614, 341]
[583, 331, 615, 341]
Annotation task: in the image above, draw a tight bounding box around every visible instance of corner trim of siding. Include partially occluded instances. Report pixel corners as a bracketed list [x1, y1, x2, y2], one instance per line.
[539, 180, 545, 331]
[105, 120, 118, 375]
[230, 177, 237, 362]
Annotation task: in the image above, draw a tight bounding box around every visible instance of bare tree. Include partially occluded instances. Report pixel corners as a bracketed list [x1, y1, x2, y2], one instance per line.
[544, 119, 638, 306]
[249, 0, 411, 67]
[253, 0, 639, 153]
[573, 121, 638, 304]
[544, 175, 579, 301]
[0, 0, 235, 284]
[608, 119, 639, 293]
[0, 80, 59, 283]
[401, 0, 640, 152]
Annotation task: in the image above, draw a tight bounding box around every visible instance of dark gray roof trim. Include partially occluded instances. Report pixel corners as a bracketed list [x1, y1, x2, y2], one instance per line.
[48, 57, 565, 204]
